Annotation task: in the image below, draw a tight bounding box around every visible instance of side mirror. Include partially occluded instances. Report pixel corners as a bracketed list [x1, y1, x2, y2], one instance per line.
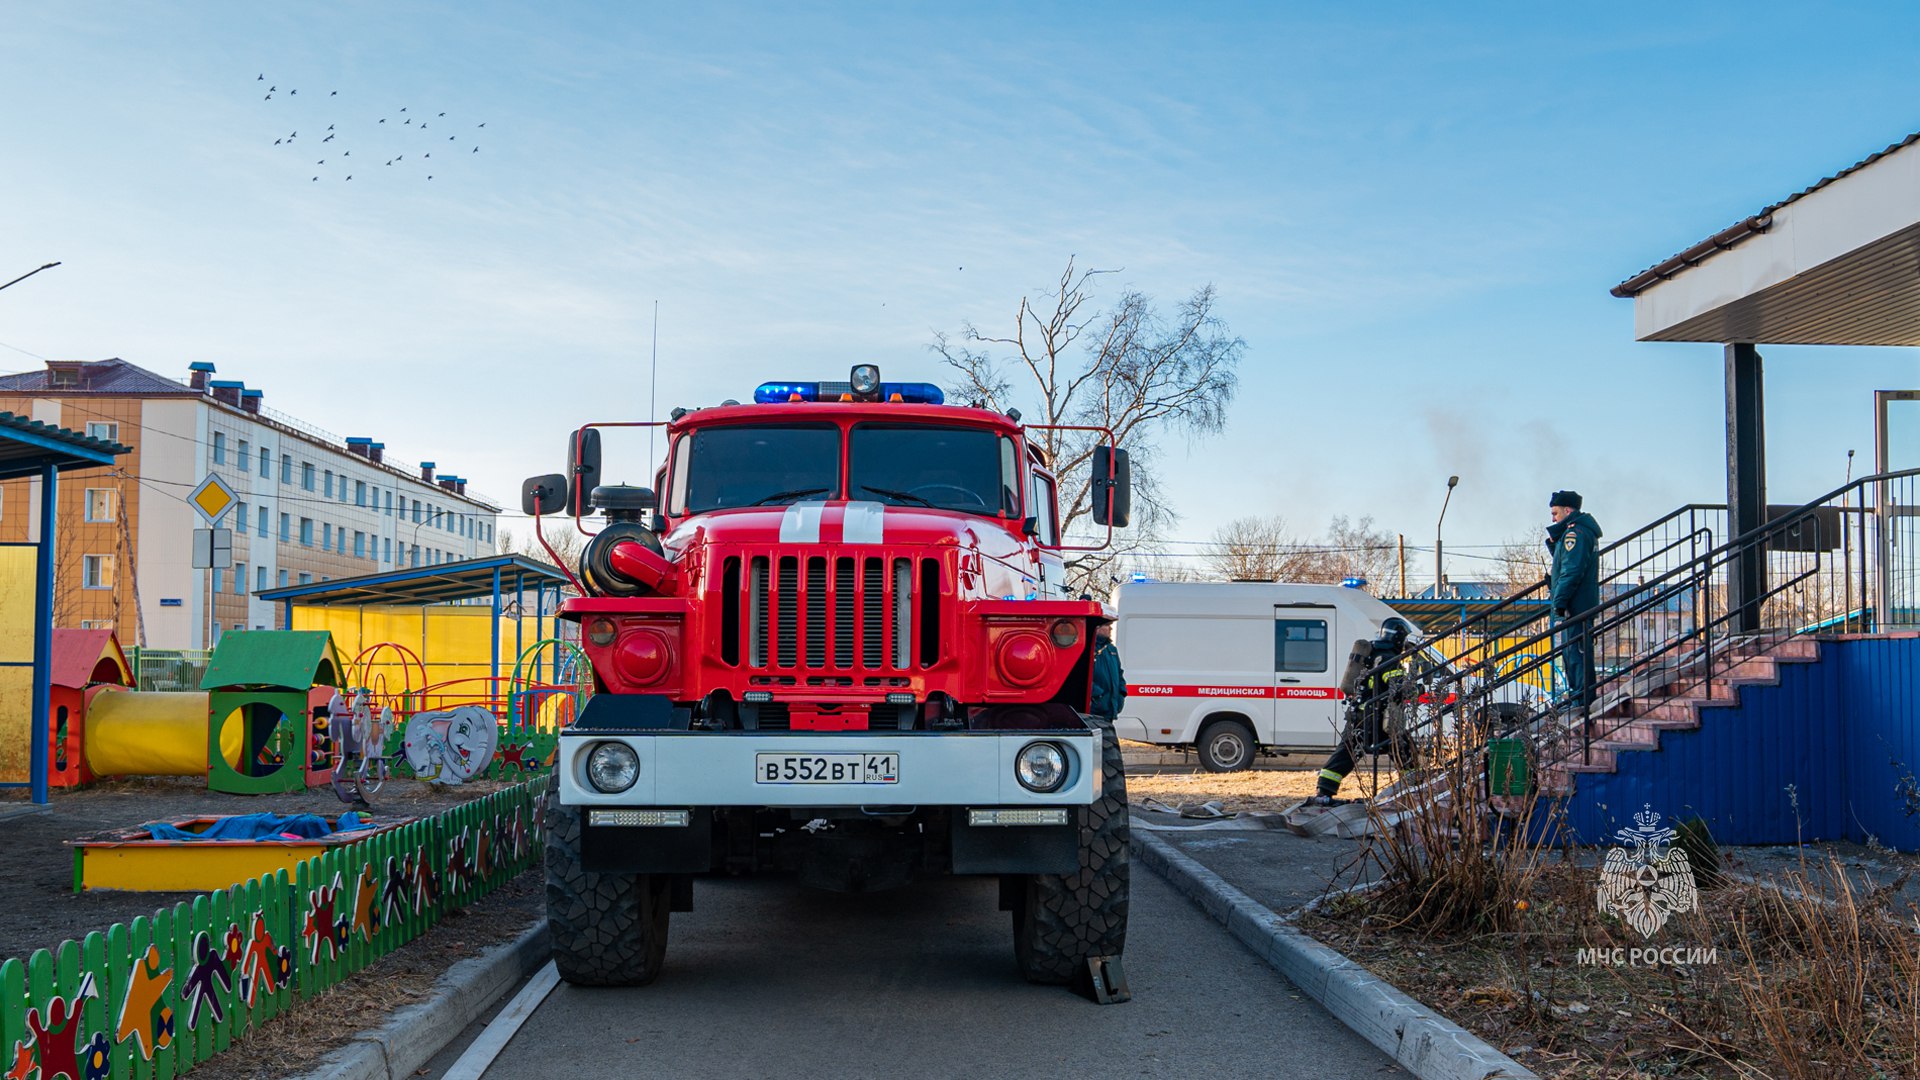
[521, 473, 569, 517]
[567, 428, 602, 517]
[1092, 446, 1131, 528]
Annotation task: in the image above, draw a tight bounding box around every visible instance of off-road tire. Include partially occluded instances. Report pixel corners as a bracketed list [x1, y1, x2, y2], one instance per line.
[1197, 717, 1257, 772]
[544, 776, 671, 986]
[1012, 720, 1130, 984]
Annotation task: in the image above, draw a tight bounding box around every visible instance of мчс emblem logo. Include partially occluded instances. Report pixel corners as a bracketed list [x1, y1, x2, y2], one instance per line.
[1598, 805, 1699, 938]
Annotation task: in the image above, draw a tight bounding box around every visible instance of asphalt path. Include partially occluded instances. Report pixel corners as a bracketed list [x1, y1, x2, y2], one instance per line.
[458, 868, 1399, 1079]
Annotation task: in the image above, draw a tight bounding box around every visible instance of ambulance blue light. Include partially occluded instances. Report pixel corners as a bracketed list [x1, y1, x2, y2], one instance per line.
[1342, 576, 1367, 589]
[754, 382, 819, 403]
[1130, 572, 1152, 583]
[879, 382, 944, 405]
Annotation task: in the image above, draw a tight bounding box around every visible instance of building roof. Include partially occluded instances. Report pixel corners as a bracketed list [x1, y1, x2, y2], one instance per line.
[256, 554, 572, 608]
[48, 628, 131, 690]
[0, 357, 201, 396]
[0, 411, 130, 480]
[1613, 131, 1920, 298]
[1611, 129, 1920, 345]
[201, 629, 345, 690]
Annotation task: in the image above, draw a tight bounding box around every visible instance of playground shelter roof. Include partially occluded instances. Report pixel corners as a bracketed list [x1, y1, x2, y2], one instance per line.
[49, 628, 131, 689]
[201, 629, 345, 691]
[0, 410, 129, 479]
[255, 554, 571, 609]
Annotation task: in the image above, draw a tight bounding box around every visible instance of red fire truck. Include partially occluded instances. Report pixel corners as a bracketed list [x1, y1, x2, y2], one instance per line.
[523, 365, 1133, 999]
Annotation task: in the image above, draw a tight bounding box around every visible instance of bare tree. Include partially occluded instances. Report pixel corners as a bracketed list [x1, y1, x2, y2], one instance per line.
[934, 258, 1243, 593]
[1494, 533, 1550, 598]
[1322, 515, 1398, 590]
[1205, 515, 1330, 582]
[498, 524, 585, 572]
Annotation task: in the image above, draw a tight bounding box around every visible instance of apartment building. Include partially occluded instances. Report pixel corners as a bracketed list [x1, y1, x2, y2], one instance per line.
[0, 358, 499, 647]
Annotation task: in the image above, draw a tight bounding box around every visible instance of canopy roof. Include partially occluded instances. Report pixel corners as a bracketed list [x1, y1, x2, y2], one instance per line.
[255, 554, 570, 608]
[1613, 130, 1920, 345]
[0, 411, 129, 480]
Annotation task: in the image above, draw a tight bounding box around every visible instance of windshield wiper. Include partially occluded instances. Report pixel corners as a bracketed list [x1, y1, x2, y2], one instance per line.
[859, 485, 933, 507]
[750, 487, 831, 506]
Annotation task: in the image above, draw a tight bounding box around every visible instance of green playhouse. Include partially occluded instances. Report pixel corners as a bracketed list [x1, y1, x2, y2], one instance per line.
[201, 630, 346, 794]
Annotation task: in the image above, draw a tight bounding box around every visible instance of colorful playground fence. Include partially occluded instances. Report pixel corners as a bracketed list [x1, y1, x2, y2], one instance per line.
[1, 781, 544, 1080]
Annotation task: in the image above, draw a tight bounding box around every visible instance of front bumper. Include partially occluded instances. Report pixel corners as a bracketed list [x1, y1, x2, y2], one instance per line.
[557, 729, 1104, 809]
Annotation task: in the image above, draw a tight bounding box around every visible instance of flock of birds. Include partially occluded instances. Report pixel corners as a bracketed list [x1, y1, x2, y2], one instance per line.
[258, 74, 486, 184]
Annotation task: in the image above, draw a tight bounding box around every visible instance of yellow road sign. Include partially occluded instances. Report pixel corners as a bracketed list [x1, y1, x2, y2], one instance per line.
[188, 473, 237, 526]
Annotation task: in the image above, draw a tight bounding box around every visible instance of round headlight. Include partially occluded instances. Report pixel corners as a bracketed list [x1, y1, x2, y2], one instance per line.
[587, 617, 617, 647]
[1015, 742, 1068, 793]
[1050, 619, 1080, 647]
[586, 742, 640, 793]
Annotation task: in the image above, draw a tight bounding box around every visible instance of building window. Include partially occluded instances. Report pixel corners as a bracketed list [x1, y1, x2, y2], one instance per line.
[300, 518, 313, 546]
[324, 470, 333, 497]
[278, 569, 288, 588]
[411, 547, 420, 568]
[257, 505, 268, 534]
[84, 488, 114, 523]
[212, 568, 222, 593]
[356, 480, 366, 507]
[280, 513, 290, 541]
[79, 619, 112, 631]
[298, 572, 312, 585]
[281, 454, 292, 483]
[233, 562, 246, 593]
[237, 438, 249, 462]
[322, 522, 332, 549]
[212, 431, 226, 465]
[337, 529, 347, 553]
[354, 531, 366, 558]
[301, 463, 315, 491]
[260, 447, 271, 477]
[83, 555, 114, 589]
[383, 537, 391, 563]
[234, 502, 248, 534]
[257, 565, 268, 592]
[86, 422, 118, 442]
[412, 500, 422, 523]
[384, 490, 392, 515]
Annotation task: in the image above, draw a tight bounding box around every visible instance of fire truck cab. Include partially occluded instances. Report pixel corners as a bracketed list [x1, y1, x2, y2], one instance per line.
[525, 365, 1133, 998]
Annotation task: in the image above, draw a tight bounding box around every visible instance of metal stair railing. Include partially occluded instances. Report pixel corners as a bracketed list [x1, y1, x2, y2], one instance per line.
[1388, 469, 1919, 777]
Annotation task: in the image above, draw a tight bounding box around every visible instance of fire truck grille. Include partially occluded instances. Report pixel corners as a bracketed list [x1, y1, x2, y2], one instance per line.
[725, 553, 937, 674]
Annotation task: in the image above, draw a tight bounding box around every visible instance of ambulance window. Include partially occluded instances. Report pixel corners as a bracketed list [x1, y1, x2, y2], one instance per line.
[1274, 619, 1328, 672]
[1028, 472, 1059, 545]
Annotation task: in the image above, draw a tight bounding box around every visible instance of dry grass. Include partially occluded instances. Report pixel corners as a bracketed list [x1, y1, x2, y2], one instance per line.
[1121, 747, 1400, 813]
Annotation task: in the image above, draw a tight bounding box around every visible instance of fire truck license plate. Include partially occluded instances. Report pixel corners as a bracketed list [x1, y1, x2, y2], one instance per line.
[755, 752, 900, 785]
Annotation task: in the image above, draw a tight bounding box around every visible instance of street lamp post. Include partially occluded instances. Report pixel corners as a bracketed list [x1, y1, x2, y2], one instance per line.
[1435, 475, 1460, 599]
[0, 262, 59, 294]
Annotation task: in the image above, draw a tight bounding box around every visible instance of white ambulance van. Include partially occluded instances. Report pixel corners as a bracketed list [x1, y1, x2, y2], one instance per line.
[1110, 580, 1418, 771]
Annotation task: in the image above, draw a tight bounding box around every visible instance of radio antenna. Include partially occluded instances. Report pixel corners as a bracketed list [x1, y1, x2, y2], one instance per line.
[648, 299, 660, 464]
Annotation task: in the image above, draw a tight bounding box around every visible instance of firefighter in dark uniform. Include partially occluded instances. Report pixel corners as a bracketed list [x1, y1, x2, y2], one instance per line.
[1547, 490, 1603, 712]
[1090, 623, 1125, 722]
[1307, 618, 1416, 805]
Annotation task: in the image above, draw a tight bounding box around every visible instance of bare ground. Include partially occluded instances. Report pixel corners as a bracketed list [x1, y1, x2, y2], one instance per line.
[0, 775, 531, 966]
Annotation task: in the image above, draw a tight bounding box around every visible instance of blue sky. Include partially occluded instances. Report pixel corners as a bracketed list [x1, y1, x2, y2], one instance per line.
[3, 2, 1919, 586]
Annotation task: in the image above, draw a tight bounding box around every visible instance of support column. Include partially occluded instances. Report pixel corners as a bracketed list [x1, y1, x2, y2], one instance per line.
[1726, 343, 1768, 632]
[490, 566, 502, 693]
[30, 463, 56, 805]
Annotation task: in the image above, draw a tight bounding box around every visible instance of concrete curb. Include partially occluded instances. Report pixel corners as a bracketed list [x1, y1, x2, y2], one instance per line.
[1132, 830, 1539, 1080]
[298, 920, 550, 1080]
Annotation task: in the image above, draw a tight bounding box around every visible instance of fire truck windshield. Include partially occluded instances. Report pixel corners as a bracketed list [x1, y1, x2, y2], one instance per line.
[683, 424, 840, 510]
[850, 424, 1017, 516]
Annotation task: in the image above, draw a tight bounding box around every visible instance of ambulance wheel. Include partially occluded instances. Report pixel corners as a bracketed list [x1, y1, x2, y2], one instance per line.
[1011, 720, 1130, 984]
[544, 776, 671, 986]
[1197, 717, 1256, 772]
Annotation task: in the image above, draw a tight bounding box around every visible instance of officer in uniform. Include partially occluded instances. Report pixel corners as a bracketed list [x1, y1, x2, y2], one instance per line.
[1547, 490, 1603, 712]
[1307, 618, 1417, 805]
[1090, 623, 1126, 722]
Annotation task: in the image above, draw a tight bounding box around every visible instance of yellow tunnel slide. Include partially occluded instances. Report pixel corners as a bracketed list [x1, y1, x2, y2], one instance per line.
[85, 690, 245, 777]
